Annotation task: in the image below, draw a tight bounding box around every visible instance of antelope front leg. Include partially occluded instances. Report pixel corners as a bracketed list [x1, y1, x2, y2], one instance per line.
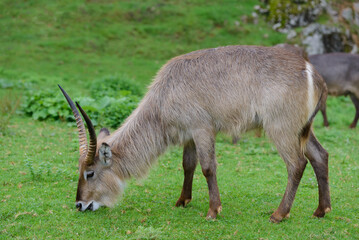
[176, 140, 197, 207]
[271, 154, 307, 223]
[193, 129, 222, 219]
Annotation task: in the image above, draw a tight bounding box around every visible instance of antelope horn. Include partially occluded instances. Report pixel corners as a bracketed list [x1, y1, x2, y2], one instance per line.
[75, 101, 97, 166]
[58, 85, 89, 158]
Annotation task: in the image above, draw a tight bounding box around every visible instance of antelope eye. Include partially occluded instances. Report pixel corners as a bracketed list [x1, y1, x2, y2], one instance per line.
[85, 170, 95, 180]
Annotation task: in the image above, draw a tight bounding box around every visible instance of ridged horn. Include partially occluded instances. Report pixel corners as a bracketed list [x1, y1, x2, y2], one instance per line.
[75, 101, 97, 166]
[58, 85, 89, 157]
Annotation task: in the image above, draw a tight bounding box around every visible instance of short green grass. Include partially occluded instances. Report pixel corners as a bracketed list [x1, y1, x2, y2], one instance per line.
[0, 0, 285, 90]
[1, 0, 359, 239]
[1, 97, 359, 239]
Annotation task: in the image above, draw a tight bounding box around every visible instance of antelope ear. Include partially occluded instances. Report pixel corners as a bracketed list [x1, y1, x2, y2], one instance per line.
[99, 143, 112, 166]
[98, 128, 110, 141]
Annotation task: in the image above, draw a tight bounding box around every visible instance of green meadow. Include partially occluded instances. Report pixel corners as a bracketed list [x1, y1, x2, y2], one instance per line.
[1, 0, 358, 239]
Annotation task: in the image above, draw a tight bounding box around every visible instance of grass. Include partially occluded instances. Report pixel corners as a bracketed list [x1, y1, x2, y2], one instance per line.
[1, 97, 359, 239]
[0, 0, 285, 90]
[0, 0, 359, 239]
[0, 91, 21, 136]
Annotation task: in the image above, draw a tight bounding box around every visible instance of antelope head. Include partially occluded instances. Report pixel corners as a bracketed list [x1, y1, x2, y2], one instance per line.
[59, 85, 124, 211]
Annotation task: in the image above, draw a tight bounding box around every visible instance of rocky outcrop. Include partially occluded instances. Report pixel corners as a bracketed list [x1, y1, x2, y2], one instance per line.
[255, 0, 359, 54]
[302, 24, 342, 54]
[255, 0, 324, 30]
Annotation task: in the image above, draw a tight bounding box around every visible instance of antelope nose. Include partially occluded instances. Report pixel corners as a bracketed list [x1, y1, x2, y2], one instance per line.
[86, 202, 93, 211]
[76, 202, 82, 210]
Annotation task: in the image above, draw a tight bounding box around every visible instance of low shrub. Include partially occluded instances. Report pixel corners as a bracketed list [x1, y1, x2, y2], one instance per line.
[89, 75, 143, 98]
[20, 75, 141, 128]
[21, 90, 72, 122]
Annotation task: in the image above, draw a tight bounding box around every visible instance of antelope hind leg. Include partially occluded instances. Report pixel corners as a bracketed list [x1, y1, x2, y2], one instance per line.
[270, 146, 307, 223]
[176, 140, 197, 207]
[305, 130, 331, 217]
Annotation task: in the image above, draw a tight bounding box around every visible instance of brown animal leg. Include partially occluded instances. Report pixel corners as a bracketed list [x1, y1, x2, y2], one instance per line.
[305, 130, 331, 217]
[255, 128, 262, 138]
[349, 94, 359, 128]
[176, 140, 197, 207]
[232, 136, 239, 145]
[321, 103, 329, 127]
[270, 148, 307, 223]
[193, 129, 222, 219]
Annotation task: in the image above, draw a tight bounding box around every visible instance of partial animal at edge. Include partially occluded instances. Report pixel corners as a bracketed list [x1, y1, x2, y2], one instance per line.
[309, 53, 359, 128]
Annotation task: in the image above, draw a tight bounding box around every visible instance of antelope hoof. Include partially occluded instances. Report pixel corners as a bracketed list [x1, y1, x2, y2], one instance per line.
[349, 124, 356, 129]
[313, 206, 331, 218]
[206, 206, 222, 220]
[175, 198, 191, 207]
[270, 212, 289, 223]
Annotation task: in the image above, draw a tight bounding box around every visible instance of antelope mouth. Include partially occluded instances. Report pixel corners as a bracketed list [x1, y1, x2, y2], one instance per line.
[76, 201, 103, 212]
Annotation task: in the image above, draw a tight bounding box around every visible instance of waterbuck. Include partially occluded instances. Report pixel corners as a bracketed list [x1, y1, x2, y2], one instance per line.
[59, 45, 331, 222]
[309, 53, 359, 128]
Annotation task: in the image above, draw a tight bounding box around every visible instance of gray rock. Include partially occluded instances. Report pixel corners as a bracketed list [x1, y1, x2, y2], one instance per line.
[287, 30, 297, 40]
[301, 23, 344, 55]
[354, 3, 359, 26]
[322, 0, 338, 22]
[302, 33, 325, 55]
[286, 6, 322, 28]
[272, 23, 282, 31]
[256, 0, 325, 29]
[351, 44, 358, 54]
[341, 7, 353, 23]
[251, 12, 259, 24]
[302, 23, 321, 36]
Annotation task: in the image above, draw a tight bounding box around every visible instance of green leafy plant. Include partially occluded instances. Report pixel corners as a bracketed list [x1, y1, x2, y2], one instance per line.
[20, 77, 141, 128]
[21, 90, 72, 121]
[89, 75, 143, 98]
[98, 95, 140, 128]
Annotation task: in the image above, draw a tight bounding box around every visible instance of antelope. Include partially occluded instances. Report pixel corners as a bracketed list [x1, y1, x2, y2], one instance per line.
[308, 53, 359, 128]
[59, 45, 331, 222]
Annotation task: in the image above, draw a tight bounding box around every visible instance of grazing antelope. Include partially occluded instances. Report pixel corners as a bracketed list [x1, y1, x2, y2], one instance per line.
[59, 45, 331, 222]
[309, 53, 359, 128]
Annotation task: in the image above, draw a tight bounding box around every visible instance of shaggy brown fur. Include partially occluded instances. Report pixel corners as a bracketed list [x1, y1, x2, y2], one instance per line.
[63, 45, 330, 221]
